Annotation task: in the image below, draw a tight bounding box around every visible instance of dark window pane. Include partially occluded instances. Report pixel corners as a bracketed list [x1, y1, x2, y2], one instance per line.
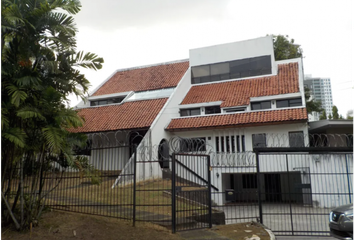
[251, 102, 261, 110]
[192, 65, 210, 78]
[289, 98, 302, 107]
[205, 106, 221, 114]
[236, 136, 240, 152]
[180, 109, 189, 116]
[276, 100, 289, 108]
[261, 101, 271, 109]
[190, 108, 201, 116]
[192, 77, 201, 84]
[241, 135, 245, 151]
[210, 62, 229, 75]
[252, 134, 266, 148]
[289, 131, 304, 147]
[210, 75, 220, 82]
[231, 136, 235, 153]
[90, 101, 97, 106]
[216, 137, 220, 152]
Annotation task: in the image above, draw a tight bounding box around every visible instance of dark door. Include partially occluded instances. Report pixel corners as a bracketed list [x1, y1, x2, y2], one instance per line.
[264, 173, 281, 202]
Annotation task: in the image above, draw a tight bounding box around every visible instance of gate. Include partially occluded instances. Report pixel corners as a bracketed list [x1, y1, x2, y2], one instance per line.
[254, 147, 353, 237]
[171, 153, 212, 233]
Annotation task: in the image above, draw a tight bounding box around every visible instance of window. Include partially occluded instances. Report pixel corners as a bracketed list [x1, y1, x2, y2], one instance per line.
[251, 101, 271, 110]
[289, 131, 305, 147]
[216, 135, 245, 153]
[242, 174, 257, 189]
[276, 98, 302, 108]
[191, 55, 271, 84]
[180, 138, 206, 152]
[180, 108, 201, 117]
[224, 107, 246, 113]
[205, 106, 221, 114]
[252, 134, 266, 148]
[90, 97, 125, 106]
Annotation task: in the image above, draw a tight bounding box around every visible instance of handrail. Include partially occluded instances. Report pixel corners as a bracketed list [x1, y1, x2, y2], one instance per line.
[174, 157, 219, 191]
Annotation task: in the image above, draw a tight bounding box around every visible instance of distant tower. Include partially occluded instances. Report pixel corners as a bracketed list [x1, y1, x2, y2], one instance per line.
[304, 75, 333, 121]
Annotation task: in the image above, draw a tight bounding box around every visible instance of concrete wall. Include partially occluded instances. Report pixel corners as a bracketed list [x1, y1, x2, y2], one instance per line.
[189, 36, 276, 76]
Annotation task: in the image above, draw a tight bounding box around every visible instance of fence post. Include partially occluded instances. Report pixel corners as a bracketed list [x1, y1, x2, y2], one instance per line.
[256, 152, 263, 224]
[286, 154, 294, 235]
[171, 153, 176, 233]
[207, 155, 212, 229]
[345, 154, 352, 203]
[20, 157, 24, 229]
[133, 145, 137, 227]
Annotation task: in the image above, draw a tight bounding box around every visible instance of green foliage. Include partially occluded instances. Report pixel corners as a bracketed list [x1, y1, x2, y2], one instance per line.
[304, 87, 323, 114]
[319, 110, 327, 120]
[271, 35, 303, 61]
[328, 114, 333, 119]
[332, 105, 339, 119]
[72, 156, 101, 185]
[1, 0, 103, 230]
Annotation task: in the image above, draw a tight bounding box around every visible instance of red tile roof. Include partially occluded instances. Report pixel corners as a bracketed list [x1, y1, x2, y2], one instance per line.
[92, 61, 189, 96]
[70, 98, 167, 133]
[181, 63, 299, 107]
[166, 108, 307, 131]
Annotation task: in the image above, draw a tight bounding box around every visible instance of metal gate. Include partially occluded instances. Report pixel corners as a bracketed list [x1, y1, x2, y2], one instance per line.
[171, 153, 212, 233]
[254, 147, 353, 237]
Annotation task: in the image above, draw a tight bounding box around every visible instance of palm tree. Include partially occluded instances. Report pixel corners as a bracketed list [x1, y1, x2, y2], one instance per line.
[1, 0, 103, 229]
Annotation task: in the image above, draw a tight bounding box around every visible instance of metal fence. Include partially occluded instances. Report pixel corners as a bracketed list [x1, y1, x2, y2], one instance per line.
[4, 132, 352, 236]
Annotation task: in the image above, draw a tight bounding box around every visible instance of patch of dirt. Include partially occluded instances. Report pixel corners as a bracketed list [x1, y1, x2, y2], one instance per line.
[209, 222, 271, 240]
[1, 210, 183, 240]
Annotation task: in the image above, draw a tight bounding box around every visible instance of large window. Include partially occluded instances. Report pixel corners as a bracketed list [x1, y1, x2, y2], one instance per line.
[216, 135, 245, 153]
[90, 97, 125, 106]
[276, 98, 302, 108]
[289, 131, 305, 147]
[205, 106, 221, 114]
[251, 101, 271, 110]
[252, 134, 266, 149]
[180, 138, 206, 152]
[191, 55, 271, 84]
[180, 108, 201, 117]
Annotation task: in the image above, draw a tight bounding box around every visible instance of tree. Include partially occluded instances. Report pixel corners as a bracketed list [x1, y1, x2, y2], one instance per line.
[328, 114, 333, 119]
[347, 110, 353, 120]
[304, 86, 323, 114]
[1, 0, 103, 229]
[319, 110, 327, 120]
[332, 106, 339, 119]
[271, 35, 303, 61]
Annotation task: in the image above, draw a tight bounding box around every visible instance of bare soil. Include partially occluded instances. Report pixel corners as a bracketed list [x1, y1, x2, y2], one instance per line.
[209, 222, 271, 240]
[1, 210, 182, 240]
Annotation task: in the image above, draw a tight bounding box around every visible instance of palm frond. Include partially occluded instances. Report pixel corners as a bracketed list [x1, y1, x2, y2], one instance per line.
[72, 51, 104, 70]
[5, 84, 28, 107]
[17, 106, 46, 120]
[2, 127, 26, 148]
[42, 126, 65, 153]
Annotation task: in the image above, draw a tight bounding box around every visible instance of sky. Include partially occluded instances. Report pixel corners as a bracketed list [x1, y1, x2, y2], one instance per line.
[71, 0, 353, 116]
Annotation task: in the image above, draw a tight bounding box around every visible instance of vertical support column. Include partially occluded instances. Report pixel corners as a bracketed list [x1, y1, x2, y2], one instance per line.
[286, 154, 294, 235]
[171, 153, 176, 233]
[20, 157, 24, 229]
[256, 152, 263, 224]
[133, 145, 137, 227]
[345, 154, 352, 203]
[207, 155, 212, 229]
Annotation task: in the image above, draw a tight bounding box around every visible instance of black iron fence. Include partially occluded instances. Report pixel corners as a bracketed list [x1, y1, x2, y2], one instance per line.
[3, 132, 352, 236]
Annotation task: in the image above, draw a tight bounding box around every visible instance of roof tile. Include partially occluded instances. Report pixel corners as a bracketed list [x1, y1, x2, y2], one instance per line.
[70, 98, 167, 133]
[166, 108, 308, 131]
[181, 63, 299, 107]
[93, 61, 189, 96]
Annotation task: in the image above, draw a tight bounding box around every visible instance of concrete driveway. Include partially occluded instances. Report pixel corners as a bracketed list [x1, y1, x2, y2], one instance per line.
[215, 203, 334, 238]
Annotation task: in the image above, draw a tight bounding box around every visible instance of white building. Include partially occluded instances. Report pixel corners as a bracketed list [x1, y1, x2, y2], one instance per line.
[73, 36, 316, 205]
[304, 75, 333, 121]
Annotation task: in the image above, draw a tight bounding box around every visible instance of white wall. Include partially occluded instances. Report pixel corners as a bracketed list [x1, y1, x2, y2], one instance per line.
[189, 36, 276, 75]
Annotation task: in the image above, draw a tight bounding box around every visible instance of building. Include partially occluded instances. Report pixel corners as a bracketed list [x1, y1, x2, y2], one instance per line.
[73, 36, 312, 205]
[304, 75, 333, 121]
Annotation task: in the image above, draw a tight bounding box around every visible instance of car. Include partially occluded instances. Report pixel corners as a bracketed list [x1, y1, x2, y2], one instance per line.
[329, 204, 353, 239]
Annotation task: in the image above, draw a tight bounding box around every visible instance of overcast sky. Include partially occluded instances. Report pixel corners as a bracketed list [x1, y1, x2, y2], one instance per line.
[71, 0, 353, 116]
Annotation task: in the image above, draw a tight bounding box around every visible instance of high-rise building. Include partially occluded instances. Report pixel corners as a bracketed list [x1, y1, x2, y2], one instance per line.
[304, 75, 333, 121]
